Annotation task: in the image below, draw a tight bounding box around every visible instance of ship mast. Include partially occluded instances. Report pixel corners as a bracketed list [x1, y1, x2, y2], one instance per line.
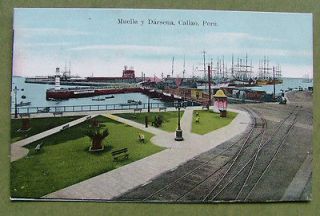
[171, 57, 175, 77]
[68, 61, 71, 77]
[183, 55, 186, 79]
[222, 56, 225, 79]
[259, 56, 272, 80]
[202, 50, 206, 80]
[231, 54, 234, 77]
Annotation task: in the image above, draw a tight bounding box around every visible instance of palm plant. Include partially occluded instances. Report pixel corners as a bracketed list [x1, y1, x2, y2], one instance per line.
[86, 128, 109, 151]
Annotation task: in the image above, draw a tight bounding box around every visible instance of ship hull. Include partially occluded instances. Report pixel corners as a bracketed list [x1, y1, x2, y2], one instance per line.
[256, 79, 283, 85]
[46, 87, 142, 100]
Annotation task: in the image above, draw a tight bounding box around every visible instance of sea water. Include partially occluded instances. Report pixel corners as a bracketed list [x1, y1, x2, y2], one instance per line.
[247, 77, 313, 94]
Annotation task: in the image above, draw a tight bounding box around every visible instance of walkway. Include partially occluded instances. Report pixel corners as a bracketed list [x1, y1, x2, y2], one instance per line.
[281, 154, 312, 201]
[43, 107, 251, 200]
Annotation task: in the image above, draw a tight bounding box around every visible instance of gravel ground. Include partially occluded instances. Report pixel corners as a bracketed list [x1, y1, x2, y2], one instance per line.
[115, 91, 313, 203]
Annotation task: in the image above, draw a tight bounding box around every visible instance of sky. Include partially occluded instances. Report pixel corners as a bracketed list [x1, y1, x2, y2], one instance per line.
[13, 8, 313, 78]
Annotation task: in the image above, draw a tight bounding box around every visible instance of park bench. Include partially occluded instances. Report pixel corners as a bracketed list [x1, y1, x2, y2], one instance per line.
[60, 124, 69, 131]
[134, 108, 142, 113]
[53, 111, 63, 117]
[138, 133, 145, 143]
[159, 107, 167, 112]
[38, 107, 50, 113]
[35, 142, 43, 152]
[202, 105, 209, 110]
[19, 113, 30, 118]
[111, 148, 129, 161]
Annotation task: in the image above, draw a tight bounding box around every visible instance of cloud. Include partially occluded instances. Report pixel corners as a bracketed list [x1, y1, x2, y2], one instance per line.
[211, 47, 312, 58]
[14, 27, 90, 37]
[205, 32, 282, 43]
[280, 64, 313, 78]
[14, 42, 72, 48]
[68, 44, 181, 55]
[177, 32, 282, 48]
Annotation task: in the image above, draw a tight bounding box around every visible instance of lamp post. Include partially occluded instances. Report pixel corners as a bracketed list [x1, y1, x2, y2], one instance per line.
[13, 86, 19, 118]
[147, 96, 150, 113]
[175, 101, 184, 141]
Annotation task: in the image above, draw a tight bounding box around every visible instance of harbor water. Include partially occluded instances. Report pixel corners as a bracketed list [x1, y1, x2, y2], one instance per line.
[11, 76, 313, 114]
[11, 77, 165, 114]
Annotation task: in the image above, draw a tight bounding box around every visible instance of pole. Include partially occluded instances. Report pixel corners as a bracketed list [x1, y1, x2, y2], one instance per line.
[175, 102, 183, 141]
[273, 66, 276, 101]
[208, 65, 212, 107]
[177, 106, 181, 130]
[145, 116, 148, 128]
[147, 96, 150, 113]
[14, 86, 18, 118]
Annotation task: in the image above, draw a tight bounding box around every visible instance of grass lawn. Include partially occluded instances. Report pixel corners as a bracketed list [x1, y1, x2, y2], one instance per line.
[11, 116, 84, 143]
[192, 110, 238, 135]
[10, 115, 164, 198]
[115, 111, 184, 132]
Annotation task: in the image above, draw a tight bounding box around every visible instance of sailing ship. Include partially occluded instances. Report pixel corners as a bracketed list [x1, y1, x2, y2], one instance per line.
[228, 54, 256, 87]
[256, 56, 283, 85]
[302, 73, 312, 83]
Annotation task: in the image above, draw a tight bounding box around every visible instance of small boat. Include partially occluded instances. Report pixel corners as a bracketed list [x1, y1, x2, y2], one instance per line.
[105, 95, 115, 99]
[121, 101, 142, 106]
[92, 97, 105, 101]
[17, 101, 31, 107]
[48, 98, 68, 101]
[127, 100, 142, 105]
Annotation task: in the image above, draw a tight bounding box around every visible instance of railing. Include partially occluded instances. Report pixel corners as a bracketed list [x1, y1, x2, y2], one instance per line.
[11, 101, 200, 115]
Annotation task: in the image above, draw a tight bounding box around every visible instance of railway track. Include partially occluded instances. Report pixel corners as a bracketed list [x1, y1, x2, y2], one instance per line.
[203, 106, 300, 202]
[117, 106, 300, 202]
[119, 106, 265, 201]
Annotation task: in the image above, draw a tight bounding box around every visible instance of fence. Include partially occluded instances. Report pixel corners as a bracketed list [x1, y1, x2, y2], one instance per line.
[11, 101, 200, 115]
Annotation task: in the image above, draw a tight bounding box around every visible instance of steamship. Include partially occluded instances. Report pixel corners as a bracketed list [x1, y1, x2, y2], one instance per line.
[46, 66, 142, 100]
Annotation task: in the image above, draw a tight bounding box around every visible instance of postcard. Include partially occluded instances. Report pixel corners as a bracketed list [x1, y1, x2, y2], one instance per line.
[10, 8, 313, 202]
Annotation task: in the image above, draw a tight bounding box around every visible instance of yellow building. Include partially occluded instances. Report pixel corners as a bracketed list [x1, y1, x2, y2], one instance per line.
[191, 89, 203, 100]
